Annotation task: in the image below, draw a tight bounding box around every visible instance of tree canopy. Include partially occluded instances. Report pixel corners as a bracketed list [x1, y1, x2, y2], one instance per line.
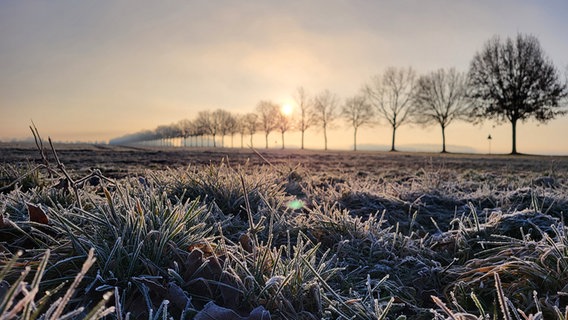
[468, 33, 568, 154]
[413, 68, 471, 153]
[366, 67, 416, 151]
[341, 94, 375, 151]
[313, 90, 339, 151]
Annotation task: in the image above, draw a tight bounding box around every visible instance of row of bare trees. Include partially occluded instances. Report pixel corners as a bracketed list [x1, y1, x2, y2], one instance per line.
[105, 68, 473, 153]
[111, 34, 567, 154]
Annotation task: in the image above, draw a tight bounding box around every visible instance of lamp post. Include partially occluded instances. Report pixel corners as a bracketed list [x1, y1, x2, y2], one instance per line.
[487, 134, 492, 155]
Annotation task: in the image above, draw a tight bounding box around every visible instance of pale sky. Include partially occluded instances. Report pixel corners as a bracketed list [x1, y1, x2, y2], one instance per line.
[1, 1, 567, 154]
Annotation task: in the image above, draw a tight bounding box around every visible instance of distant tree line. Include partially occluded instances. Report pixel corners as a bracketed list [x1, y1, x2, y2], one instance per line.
[110, 34, 568, 154]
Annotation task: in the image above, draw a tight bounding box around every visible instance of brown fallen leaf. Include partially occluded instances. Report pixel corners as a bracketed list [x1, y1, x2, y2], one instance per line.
[188, 240, 215, 255]
[239, 232, 254, 253]
[27, 203, 49, 224]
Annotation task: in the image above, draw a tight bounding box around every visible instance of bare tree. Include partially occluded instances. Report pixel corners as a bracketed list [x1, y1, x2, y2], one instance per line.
[155, 124, 179, 147]
[413, 68, 471, 153]
[243, 113, 259, 148]
[154, 125, 167, 146]
[276, 107, 294, 149]
[225, 113, 239, 148]
[366, 67, 416, 152]
[294, 87, 316, 149]
[194, 117, 208, 147]
[234, 114, 246, 148]
[468, 34, 568, 154]
[313, 90, 339, 151]
[212, 109, 233, 147]
[195, 110, 216, 147]
[256, 100, 279, 149]
[341, 94, 375, 151]
[177, 119, 193, 147]
[190, 119, 205, 147]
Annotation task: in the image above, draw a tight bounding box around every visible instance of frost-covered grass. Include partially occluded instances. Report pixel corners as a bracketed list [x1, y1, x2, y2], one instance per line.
[1, 151, 568, 319]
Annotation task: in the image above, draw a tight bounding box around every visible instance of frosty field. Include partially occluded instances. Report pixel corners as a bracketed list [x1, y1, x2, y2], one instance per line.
[1, 143, 568, 319]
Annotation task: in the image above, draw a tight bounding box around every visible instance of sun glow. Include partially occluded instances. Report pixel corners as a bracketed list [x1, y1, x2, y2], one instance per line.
[281, 104, 294, 116]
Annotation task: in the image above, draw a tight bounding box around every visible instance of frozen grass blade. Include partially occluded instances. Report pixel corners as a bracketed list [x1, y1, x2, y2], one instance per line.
[469, 292, 486, 318]
[48, 248, 97, 320]
[22, 249, 50, 319]
[0, 248, 111, 320]
[0, 266, 31, 314]
[431, 295, 458, 320]
[494, 272, 511, 320]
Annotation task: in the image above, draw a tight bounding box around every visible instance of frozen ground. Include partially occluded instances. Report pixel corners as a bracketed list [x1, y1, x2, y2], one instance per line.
[1, 142, 568, 318]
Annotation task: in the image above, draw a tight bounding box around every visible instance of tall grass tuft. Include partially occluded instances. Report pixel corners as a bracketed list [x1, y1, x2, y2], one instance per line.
[0, 248, 114, 319]
[46, 181, 214, 317]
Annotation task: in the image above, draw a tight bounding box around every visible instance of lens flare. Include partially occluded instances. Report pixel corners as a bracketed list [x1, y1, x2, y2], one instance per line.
[286, 199, 304, 210]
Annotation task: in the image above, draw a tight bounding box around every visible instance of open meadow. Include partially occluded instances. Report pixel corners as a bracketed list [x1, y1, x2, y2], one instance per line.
[1, 142, 568, 319]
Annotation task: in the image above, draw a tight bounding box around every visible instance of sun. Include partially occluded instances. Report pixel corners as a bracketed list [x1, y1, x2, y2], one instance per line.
[281, 103, 294, 116]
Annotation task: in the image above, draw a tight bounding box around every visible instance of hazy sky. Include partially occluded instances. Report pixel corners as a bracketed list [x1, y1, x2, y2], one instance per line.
[1, 1, 567, 154]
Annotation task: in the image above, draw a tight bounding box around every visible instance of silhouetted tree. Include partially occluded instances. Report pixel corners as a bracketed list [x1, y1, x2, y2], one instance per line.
[194, 119, 207, 147]
[313, 90, 339, 151]
[195, 110, 215, 147]
[294, 87, 316, 149]
[155, 124, 179, 146]
[243, 113, 259, 148]
[234, 114, 246, 148]
[178, 119, 193, 147]
[468, 34, 568, 154]
[190, 119, 205, 147]
[154, 125, 167, 146]
[220, 111, 239, 148]
[413, 68, 471, 153]
[276, 106, 293, 149]
[256, 101, 279, 149]
[366, 67, 416, 151]
[212, 109, 233, 147]
[341, 94, 375, 151]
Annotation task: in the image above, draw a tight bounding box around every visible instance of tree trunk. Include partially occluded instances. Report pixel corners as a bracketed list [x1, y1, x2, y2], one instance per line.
[250, 134, 254, 148]
[441, 125, 447, 153]
[281, 131, 285, 149]
[323, 126, 328, 151]
[353, 127, 358, 151]
[301, 130, 305, 150]
[240, 133, 244, 148]
[390, 126, 397, 152]
[265, 132, 269, 149]
[511, 118, 518, 154]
